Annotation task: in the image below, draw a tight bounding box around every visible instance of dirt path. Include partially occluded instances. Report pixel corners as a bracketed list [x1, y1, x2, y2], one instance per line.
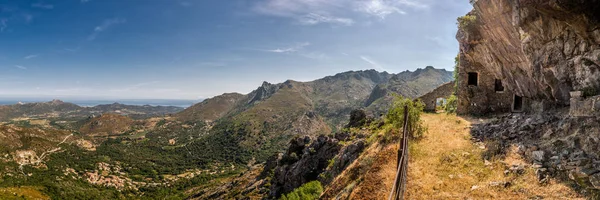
[405, 113, 583, 199]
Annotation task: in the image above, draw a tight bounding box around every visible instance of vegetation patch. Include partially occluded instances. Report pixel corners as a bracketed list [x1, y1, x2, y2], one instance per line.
[279, 181, 323, 200]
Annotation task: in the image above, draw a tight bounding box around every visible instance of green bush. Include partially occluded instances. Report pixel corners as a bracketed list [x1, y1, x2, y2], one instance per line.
[445, 95, 458, 114]
[385, 96, 427, 138]
[279, 181, 323, 200]
[457, 15, 477, 30]
[453, 54, 460, 94]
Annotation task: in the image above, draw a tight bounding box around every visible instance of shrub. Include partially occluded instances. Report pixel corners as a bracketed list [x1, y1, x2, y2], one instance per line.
[453, 54, 460, 94]
[385, 96, 427, 138]
[279, 181, 323, 200]
[457, 15, 477, 33]
[445, 95, 458, 113]
[582, 87, 598, 97]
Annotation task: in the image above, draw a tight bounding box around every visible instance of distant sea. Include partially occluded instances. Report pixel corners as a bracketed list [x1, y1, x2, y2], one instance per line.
[0, 99, 201, 108]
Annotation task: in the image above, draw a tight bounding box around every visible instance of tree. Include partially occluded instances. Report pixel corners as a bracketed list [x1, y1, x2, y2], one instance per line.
[386, 95, 427, 138]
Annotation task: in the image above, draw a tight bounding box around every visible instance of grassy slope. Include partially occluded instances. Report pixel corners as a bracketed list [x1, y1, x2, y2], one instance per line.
[406, 114, 582, 199]
[323, 113, 583, 199]
[0, 187, 50, 200]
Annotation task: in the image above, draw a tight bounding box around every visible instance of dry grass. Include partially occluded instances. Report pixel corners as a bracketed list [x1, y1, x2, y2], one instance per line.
[0, 186, 49, 200]
[349, 144, 399, 200]
[405, 113, 583, 199]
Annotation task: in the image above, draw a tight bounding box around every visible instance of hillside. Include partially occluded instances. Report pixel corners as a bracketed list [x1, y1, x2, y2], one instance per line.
[173, 68, 452, 163]
[0, 100, 184, 121]
[0, 68, 452, 199]
[78, 113, 135, 137]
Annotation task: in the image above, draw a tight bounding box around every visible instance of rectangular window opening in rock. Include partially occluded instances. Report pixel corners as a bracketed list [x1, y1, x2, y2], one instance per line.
[513, 95, 523, 112]
[468, 72, 478, 86]
[495, 79, 504, 92]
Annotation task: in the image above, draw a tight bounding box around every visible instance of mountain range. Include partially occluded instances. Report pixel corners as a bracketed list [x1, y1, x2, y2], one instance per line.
[175, 67, 453, 161]
[0, 100, 184, 121]
[0, 67, 452, 199]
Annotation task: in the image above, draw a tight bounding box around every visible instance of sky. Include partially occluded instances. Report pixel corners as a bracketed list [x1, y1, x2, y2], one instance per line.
[0, 0, 472, 100]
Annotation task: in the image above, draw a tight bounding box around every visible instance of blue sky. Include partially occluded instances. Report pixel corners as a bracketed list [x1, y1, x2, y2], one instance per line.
[0, 0, 472, 100]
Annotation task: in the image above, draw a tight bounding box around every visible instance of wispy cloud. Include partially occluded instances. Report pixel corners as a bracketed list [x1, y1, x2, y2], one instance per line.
[264, 42, 310, 53]
[81, 0, 90, 3]
[109, 81, 160, 92]
[0, 19, 7, 32]
[14, 65, 27, 70]
[31, 3, 54, 9]
[355, 0, 406, 19]
[360, 56, 386, 71]
[253, 0, 354, 26]
[88, 18, 126, 41]
[297, 13, 354, 26]
[253, 0, 429, 25]
[24, 54, 38, 59]
[54, 88, 90, 93]
[64, 47, 80, 52]
[179, 1, 192, 7]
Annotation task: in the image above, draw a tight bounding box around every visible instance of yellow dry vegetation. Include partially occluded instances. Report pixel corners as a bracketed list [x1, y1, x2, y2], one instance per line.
[406, 113, 583, 199]
[0, 186, 49, 200]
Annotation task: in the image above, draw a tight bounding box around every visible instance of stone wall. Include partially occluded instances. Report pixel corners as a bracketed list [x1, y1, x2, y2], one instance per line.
[418, 81, 455, 112]
[456, 52, 515, 115]
[569, 91, 600, 117]
[456, 0, 600, 115]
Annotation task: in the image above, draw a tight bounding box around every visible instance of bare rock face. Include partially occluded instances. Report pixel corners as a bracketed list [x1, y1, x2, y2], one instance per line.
[266, 134, 366, 198]
[269, 135, 341, 198]
[458, 0, 600, 105]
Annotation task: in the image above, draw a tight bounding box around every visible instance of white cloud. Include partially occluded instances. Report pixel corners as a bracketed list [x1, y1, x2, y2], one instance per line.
[297, 13, 354, 26]
[360, 56, 386, 71]
[355, 0, 406, 19]
[253, 0, 429, 25]
[24, 54, 38, 59]
[15, 65, 27, 70]
[300, 52, 328, 60]
[264, 42, 310, 53]
[253, 0, 353, 26]
[88, 18, 126, 41]
[31, 3, 54, 9]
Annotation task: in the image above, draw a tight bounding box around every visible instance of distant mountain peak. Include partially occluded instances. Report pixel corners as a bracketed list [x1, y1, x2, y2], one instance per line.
[50, 99, 64, 104]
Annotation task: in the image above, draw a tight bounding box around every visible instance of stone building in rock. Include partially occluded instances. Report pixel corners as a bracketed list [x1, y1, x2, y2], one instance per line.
[454, 0, 600, 116]
[455, 53, 516, 115]
[418, 81, 455, 112]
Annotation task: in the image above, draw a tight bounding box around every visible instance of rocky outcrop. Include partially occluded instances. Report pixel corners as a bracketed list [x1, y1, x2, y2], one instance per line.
[457, 0, 600, 109]
[247, 81, 280, 105]
[471, 112, 600, 193]
[265, 134, 366, 198]
[268, 135, 341, 198]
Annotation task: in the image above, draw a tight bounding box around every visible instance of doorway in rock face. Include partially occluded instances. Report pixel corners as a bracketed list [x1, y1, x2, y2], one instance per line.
[468, 72, 478, 86]
[513, 95, 523, 112]
[435, 97, 447, 112]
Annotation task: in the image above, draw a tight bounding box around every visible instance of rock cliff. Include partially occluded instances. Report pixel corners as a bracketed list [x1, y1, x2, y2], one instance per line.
[458, 0, 600, 105]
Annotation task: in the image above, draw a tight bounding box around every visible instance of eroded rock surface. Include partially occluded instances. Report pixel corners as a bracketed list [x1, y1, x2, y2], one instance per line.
[457, 0, 600, 113]
[471, 112, 600, 193]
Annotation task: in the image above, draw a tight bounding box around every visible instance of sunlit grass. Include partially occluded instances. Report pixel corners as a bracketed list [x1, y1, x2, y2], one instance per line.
[0, 186, 49, 200]
[406, 113, 583, 199]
